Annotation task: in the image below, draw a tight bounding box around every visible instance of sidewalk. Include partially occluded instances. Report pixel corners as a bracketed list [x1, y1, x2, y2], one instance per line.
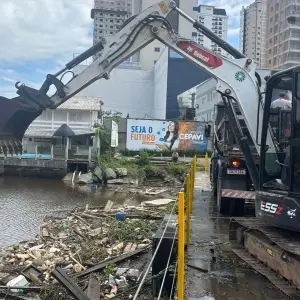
[184, 171, 288, 299]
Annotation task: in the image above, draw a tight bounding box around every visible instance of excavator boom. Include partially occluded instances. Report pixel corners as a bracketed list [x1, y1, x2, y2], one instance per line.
[0, 0, 274, 179]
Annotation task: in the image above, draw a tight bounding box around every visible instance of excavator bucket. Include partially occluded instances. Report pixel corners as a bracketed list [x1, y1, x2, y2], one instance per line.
[0, 95, 43, 156]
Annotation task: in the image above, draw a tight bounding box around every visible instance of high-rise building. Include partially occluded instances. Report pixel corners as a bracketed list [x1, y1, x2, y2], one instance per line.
[91, 0, 139, 61]
[91, 0, 199, 69]
[138, 0, 198, 70]
[192, 5, 228, 57]
[239, 0, 267, 68]
[266, 0, 300, 70]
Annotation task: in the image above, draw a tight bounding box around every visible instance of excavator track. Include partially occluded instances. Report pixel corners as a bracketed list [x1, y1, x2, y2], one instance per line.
[229, 218, 300, 300]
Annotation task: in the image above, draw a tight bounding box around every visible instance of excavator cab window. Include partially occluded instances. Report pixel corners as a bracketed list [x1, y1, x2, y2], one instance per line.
[260, 70, 293, 191]
[290, 70, 300, 194]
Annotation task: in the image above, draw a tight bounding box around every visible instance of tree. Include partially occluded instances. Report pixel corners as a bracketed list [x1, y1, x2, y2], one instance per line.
[93, 110, 122, 154]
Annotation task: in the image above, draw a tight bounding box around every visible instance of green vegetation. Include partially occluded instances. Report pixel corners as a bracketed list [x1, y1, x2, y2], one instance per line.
[144, 164, 166, 178]
[109, 219, 159, 242]
[135, 150, 150, 166]
[121, 148, 211, 157]
[167, 163, 188, 177]
[98, 153, 144, 179]
[103, 264, 117, 278]
[98, 150, 192, 183]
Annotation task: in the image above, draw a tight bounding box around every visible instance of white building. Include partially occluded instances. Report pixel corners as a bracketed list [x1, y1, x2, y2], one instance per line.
[28, 96, 101, 132]
[23, 96, 101, 159]
[239, 0, 267, 68]
[192, 5, 228, 57]
[73, 49, 169, 119]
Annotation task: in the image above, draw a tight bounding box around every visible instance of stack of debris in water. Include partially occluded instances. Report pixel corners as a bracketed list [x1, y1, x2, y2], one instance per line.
[0, 199, 176, 300]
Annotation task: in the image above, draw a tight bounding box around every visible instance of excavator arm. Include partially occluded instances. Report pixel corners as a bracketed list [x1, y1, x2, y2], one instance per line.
[0, 0, 276, 183]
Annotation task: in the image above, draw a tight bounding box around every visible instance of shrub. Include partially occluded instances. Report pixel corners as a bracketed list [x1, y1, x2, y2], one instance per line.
[144, 164, 166, 178]
[136, 150, 150, 166]
[167, 163, 188, 177]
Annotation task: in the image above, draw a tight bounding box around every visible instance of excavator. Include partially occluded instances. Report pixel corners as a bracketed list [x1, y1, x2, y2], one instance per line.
[1, 0, 300, 296]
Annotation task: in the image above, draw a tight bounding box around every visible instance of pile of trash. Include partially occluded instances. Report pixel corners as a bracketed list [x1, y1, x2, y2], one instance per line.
[0, 199, 176, 299]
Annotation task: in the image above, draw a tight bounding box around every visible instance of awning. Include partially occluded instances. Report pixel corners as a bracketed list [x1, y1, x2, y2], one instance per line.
[24, 127, 95, 138]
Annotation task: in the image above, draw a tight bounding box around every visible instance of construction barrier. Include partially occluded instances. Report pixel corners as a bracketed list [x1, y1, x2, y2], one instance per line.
[177, 155, 197, 300]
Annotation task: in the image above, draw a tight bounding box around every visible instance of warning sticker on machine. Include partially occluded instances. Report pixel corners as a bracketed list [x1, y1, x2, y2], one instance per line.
[158, 1, 168, 14]
[176, 41, 223, 69]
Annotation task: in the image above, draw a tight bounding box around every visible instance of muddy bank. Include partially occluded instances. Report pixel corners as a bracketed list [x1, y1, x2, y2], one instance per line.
[0, 198, 177, 300]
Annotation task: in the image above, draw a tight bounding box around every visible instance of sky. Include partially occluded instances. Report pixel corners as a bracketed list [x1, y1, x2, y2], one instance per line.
[0, 0, 253, 99]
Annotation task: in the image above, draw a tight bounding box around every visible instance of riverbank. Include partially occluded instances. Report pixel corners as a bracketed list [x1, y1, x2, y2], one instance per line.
[73, 152, 191, 190]
[0, 194, 177, 299]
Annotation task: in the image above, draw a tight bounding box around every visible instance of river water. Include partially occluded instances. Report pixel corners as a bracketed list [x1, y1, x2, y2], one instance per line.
[0, 177, 145, 247]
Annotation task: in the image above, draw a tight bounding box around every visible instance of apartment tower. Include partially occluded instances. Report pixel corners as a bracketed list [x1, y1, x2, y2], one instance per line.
[192, 5, 228, 57]
[266, 0, 300, 69]
[91, 0, 198, 69]
[239, 0, 267, 68]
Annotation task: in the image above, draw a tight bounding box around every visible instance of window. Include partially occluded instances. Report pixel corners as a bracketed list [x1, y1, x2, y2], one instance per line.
[54, 111, 67, 121]
[154, 47, 160, 52]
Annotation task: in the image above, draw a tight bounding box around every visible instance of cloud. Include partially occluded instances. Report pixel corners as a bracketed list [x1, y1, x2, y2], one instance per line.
[0, 0, 251, 99]
[0, 0, 94, 63]
[0, 0, 94, 98]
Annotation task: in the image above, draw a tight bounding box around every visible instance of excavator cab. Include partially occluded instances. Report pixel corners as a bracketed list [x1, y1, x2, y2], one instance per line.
[257, 66, 300, 231]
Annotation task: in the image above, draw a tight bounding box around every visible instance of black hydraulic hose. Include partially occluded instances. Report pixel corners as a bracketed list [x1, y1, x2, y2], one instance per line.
[192, 21, 245, 59]
[108, 15, 173, 65]
[65, 42, 104, 70]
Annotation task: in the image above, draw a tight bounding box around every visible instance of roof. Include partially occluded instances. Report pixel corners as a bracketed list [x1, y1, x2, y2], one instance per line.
[53, 124, 75, 137]
[57, 96, 101, 111]
[24, 128, 95, 138]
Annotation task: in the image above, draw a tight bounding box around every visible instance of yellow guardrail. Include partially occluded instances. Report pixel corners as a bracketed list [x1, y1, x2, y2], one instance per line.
[177, 155, 197, 300]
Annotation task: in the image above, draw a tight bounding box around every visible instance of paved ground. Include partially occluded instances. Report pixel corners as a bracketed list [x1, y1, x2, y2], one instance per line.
[184, 172, 289, 300]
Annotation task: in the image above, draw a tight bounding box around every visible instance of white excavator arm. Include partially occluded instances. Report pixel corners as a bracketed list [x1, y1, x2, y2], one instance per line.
[13, 0, 276, 166]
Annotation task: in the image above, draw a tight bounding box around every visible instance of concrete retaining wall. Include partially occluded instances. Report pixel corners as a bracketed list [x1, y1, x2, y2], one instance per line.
[0, 158, 67, 179]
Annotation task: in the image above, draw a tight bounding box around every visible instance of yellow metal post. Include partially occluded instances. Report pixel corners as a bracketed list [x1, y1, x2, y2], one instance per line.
[177, 192, 185, 300]
[193, 155, 197, 186]
[204, 152, 209, 174]
[190, 169, 194, 207]
[186, 174, 191, 245]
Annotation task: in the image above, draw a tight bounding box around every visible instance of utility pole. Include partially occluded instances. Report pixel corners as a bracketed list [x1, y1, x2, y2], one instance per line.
[190, 92, 196, 108]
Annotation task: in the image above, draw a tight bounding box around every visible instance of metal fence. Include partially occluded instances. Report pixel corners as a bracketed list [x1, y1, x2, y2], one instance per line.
[130, 155, 202, 299]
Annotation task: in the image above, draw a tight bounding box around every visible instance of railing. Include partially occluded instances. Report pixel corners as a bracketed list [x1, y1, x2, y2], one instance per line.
[131, 155, 198, 300]
[177, 155, 197, 300]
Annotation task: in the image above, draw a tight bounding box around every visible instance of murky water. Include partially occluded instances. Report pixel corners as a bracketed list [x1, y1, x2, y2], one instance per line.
[0, 177, 147, 247]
